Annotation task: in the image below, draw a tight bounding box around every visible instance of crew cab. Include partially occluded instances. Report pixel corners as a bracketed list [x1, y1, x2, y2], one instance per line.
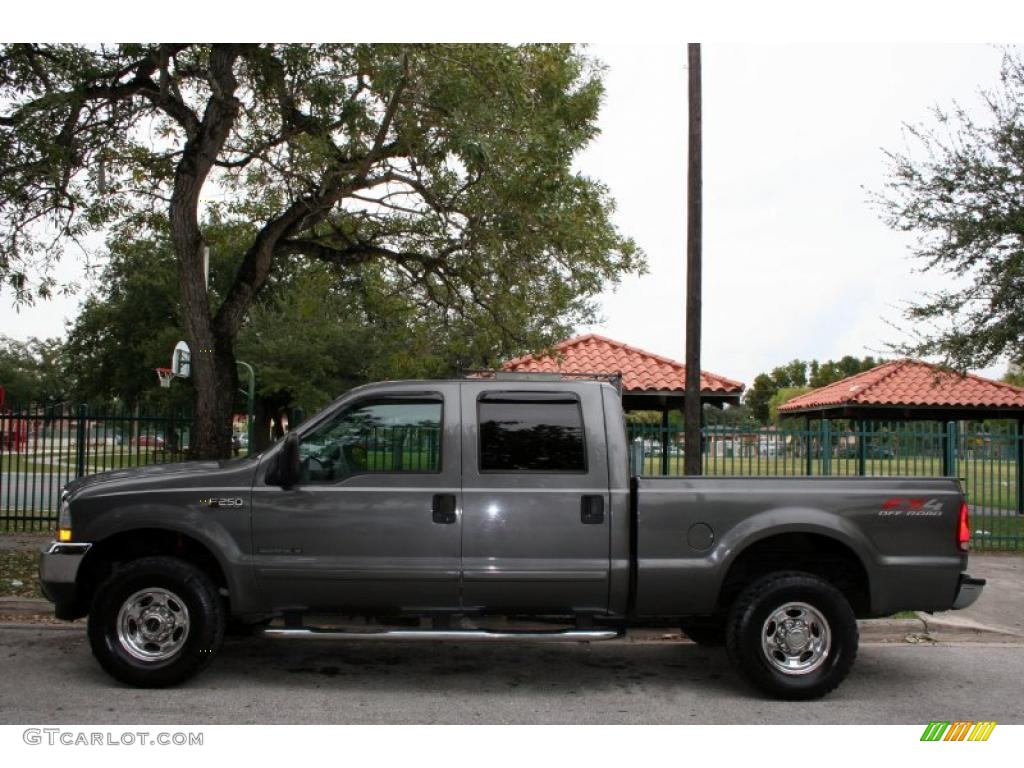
[40, 378, 984, 699]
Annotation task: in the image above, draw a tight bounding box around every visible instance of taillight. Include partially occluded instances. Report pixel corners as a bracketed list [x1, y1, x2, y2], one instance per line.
[958, 501, 971, 552]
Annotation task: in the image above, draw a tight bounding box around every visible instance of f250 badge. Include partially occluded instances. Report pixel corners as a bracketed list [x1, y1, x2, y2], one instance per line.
[201, 497, 244, 508]
[878, 497, 943, 517]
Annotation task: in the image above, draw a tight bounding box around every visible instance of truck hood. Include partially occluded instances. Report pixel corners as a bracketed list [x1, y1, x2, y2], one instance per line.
[64, 457, 254, 496]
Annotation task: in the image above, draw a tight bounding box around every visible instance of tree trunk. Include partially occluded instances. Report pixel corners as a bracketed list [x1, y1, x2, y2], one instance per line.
[252, 396, 274, 453]
[272, 408, 287, 440]
[166, 45, 243, 460]
[188, 331, 238, 459]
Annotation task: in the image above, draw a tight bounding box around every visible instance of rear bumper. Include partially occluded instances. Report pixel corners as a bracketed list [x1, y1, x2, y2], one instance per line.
[952, 573, 985, 610]
[38, 541, 91, 619]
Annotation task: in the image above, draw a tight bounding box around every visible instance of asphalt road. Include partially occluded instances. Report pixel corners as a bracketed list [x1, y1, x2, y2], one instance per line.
[0, 627, 1021, 725]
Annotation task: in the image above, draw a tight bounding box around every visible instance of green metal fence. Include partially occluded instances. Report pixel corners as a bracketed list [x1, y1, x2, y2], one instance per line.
[628, 421, 1023, 550]
[1, 403, 191, 532]
[4, 402, 1020, 551]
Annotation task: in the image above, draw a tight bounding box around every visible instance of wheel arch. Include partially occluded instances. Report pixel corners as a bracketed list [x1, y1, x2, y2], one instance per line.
[78, 528, 233, 616]
[716, 530, 873, 617]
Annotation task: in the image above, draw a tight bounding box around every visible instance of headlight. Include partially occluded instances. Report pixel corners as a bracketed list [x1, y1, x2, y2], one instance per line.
[57, 492, 72, 542]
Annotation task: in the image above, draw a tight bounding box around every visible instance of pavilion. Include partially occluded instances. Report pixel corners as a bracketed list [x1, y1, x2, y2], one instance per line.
[498, 334, 745, 472]
[778, 359, 1024, 515]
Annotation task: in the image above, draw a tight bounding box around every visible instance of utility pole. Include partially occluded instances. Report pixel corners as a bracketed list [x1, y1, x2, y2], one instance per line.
[684, 43, 703, 476]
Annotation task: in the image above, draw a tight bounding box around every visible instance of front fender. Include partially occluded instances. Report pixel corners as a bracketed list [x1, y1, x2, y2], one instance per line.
[76, 495, 261, 615]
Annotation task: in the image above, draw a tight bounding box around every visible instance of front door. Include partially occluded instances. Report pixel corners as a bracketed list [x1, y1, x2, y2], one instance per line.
[458, 382, 611, 615]
[251, 385, 462, 613]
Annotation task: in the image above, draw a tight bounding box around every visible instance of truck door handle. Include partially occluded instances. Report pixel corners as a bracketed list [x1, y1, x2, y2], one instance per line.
[581, 495, 604, 524]
[432, 494, 457, 524]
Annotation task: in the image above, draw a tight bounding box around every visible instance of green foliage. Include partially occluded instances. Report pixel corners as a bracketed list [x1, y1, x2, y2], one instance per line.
[809, 355, 881, 388]
[1003, 366, 1024, 388]
[768, 386, 813, 424]
[66, 214, 611, 421]
[1, 45, 643, 457]
[0, 335, 69, 405]
[0, 43, 641, 325]
[744, 356, 881, 423]
[875, 50, 1024, 370]
[63, 228, 185, 408]
[702, 402, 756, 428]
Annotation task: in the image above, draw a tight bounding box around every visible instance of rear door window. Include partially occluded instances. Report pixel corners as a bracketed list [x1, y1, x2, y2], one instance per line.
[478, 393, 586, 472]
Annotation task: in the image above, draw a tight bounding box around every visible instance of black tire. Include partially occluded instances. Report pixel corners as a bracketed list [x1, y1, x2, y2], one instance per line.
[87, 556, 225, 688]
[725, 571, 858, 700]
[680, 619, 726, 646]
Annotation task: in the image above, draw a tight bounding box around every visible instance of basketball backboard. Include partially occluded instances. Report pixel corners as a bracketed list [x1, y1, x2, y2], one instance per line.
[172, 340, 191, 378]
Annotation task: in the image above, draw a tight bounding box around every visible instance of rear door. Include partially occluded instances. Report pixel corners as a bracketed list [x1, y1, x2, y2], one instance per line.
[459, 382, 611, 614]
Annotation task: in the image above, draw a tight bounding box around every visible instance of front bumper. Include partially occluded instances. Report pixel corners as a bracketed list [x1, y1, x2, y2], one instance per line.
[952, 573, 986, 610]
[38, 541, 91, 619]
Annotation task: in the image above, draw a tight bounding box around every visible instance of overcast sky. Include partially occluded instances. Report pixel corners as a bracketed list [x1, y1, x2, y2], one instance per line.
[575, 43, 1011, 386]
[0, 42, 1013, 387]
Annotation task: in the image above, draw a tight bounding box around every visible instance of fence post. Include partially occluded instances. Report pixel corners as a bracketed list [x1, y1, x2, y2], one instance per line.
[75, 403, 87, 478]
[805, 419, 813, 476]
[1017, 419, 1023, 516]
[820, 420, 832, 476]
[857, 419, 867, 476]
[660, 410, 670, 476]
[943, 421, 959, 478]
[631, 438, 643, 476]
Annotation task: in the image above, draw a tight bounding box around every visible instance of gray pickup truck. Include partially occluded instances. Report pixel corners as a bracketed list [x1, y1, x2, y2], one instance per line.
[40, 378, 984, 699]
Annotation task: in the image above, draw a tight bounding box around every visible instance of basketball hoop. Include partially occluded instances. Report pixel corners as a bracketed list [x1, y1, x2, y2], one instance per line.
[156, 367, 175, 389]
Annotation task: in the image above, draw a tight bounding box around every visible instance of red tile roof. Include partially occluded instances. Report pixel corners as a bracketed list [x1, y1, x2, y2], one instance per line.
[778, 359, 1024, 412]
[501, 334, 744, 394]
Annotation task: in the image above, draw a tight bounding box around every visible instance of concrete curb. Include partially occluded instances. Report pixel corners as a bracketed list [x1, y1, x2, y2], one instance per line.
[0, 597, 49, 615]
[919, 612, 1024, 639]
[857, 617, 926, 638]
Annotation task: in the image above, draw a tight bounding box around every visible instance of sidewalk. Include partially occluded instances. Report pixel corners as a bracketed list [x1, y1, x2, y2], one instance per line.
[918, 552, 1024, 639]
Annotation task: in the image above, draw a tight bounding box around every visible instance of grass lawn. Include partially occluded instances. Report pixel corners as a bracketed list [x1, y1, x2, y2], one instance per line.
[0, 550, 43, 599]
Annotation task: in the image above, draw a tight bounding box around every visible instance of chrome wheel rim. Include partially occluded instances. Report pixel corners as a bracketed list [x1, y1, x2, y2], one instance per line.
[761, 601, 830, 675]
[116, 588, 190, 662]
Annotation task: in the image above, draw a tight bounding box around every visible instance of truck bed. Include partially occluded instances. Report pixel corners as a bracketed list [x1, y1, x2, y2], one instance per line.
[632, 475, 966, 617]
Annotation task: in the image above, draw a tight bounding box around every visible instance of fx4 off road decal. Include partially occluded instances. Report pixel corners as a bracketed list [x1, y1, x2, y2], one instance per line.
[879, 498, 943, 517]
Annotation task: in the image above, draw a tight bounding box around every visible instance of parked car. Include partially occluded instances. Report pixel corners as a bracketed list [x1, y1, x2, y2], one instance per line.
[40, 378, 983, 699]
[836, 442, 896, 459]
[135, 434, 165, 448]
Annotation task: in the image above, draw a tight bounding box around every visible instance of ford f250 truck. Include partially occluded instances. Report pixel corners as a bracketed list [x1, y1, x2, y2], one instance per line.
[39, 378, 985, 699]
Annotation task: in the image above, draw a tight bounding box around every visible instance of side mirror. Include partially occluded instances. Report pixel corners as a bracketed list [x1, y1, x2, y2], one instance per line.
[270, 432, 301, 487]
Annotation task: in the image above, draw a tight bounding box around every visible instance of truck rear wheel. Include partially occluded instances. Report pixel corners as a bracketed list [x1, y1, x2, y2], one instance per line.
[725, 571, 857, 700]
[87, 556, 225, 688]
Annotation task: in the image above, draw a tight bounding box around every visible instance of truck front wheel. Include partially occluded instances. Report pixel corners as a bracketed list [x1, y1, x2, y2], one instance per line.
[87, 556, 225, 687]
[725, 571, 858, 700]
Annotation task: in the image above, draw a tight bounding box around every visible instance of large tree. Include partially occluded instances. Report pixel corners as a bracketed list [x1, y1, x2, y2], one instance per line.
[0, 335, 69, 405]
[0, 44, 640, 457]
[876, 49, 1024, 371]
[66, 217, 595, 450]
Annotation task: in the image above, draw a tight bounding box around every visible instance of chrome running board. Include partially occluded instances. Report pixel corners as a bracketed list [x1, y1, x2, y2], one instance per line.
[262, 627, 622, 642]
